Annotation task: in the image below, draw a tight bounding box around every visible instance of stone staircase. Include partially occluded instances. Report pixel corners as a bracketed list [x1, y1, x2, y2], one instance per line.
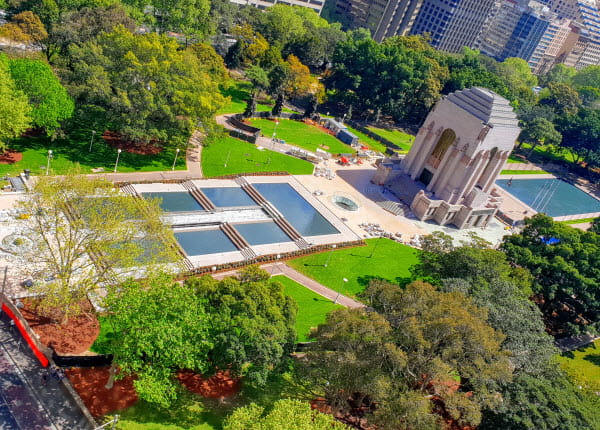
[364, 185, 412, 217]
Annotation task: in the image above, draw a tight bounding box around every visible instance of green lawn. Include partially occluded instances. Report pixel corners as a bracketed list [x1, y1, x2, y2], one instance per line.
[272, 275, 342, 342]
[248, 118, 352, 155]
[116, 393, 227, 430]
[0, 135, 186, 177]
[366, 126, 415, 152]
[201, 135, 314, 177]
[557, 339, 600, 392]
[287, 238, 419, 297]
[507, 154, 527, 164]
[344, 125, 388, 153]
[559, 217, 599, 225]
[501, 169, 549, 175]
[217, 80, 294, 115]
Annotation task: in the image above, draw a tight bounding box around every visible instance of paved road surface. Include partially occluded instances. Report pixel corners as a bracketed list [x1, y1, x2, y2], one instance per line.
[0, 315, 92, 429]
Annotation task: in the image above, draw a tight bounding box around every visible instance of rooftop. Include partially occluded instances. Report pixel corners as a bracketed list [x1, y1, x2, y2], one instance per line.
[446, 87, 519, 129]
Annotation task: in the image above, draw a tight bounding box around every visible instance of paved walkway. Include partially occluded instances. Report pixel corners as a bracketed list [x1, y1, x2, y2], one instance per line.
[555, 334, 600, 352]
[212, 263, 364, 309]
[0, 315, 92, 429]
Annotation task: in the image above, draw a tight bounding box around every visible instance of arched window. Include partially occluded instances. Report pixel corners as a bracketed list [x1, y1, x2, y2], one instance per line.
[431, 129, 456, 160]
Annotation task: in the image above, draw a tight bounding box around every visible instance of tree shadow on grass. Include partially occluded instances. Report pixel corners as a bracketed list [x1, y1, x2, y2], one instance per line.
[583, 354, 600, 367]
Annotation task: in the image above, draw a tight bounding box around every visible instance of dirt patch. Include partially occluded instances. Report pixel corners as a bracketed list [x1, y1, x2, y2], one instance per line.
[176, 369, 241, 398]
[0, 150, 23, 164]
[65, 366, 138, 417]
[103, 131, 163, 155]
[20, 299, 100, 355]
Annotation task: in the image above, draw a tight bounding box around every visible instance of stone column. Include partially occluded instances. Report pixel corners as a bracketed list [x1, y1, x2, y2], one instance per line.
[426, 143, 457, 191]
[409, 126, 443, 180]
[430, 140, 463, 195]
[403, 121, 434, 174]
[452, 151, 488, 204]
[482, 151, 509, 193]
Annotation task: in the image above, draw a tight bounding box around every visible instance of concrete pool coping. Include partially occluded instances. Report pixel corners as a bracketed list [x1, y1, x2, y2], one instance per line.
[495, 173, 600, 222]
[131, 178, 362, 269]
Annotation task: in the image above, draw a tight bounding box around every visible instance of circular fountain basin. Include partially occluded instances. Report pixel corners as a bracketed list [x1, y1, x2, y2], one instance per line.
[331, 195, 359, 211]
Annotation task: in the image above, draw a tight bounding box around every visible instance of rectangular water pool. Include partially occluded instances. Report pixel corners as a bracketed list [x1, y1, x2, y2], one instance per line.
[496, 178, 600, 217]
[200, 187, 257, 207]
[253, 183, 340, 236]
[174, 229, 237, 256]
[235, 221, 293, 245]
[142, 192, 204, 212]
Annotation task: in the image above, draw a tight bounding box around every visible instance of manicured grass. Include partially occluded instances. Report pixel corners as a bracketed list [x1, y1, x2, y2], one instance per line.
[344, 125, 388, 153]
[287, 238, 419, 297]
[217, 80, 294, 115]
[116, 394, 226, 430]
[248, 118, 352, 155]
[366, 126, 415, 151]
[557, 339, 600, 392]
[0, 135, 186, 176]
[559, 217, 599, 225]
[501, 169, 549, 175]
[272, 275, 342, 342]
[90, 316, 113, 354]
[201, 135, 314, 177]
[507, 154, 527, 164]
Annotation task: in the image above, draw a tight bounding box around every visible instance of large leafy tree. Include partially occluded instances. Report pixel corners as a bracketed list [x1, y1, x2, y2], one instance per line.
[326, 32, 449, 125]
[65, 26, 225, 148]
[103, 276, 212, 407]
[480, 372, 600, 429]
[103, 267, 297, 407]
[518, 117, 562, 155]
[304, 281, 512, 429]
[186, 268, 297, 385]
[556, 107, 600, 165]
[0, 54, 31, 152]
[539, 82, 582, 117]
[501, 214, 600, 334]
[8, 58, 74, 135]
[223, 399, 346, 430]
[16, 172, 179, 323]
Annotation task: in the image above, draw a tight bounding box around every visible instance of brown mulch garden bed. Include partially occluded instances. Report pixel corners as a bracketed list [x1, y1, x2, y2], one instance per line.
[65, 366, 138, 417]
[102, 131, 163, 155]
[0, 150, 23, 164]
[20, 299, 100, 355]
[176, 369, 241, 398]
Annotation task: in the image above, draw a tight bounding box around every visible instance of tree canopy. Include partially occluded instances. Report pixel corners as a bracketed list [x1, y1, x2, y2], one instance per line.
[0, 54, 31, 151]
[64, 26, 225, 148]
[8, 58, 74, 135]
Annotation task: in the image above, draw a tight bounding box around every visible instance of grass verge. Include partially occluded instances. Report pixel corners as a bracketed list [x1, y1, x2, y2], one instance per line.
[501, 169, 549, 175]
[557, 339, 600, 392]
[272, 275, 342, 342]
[0, 135, 186, 176]
[366, 126, 414, 152]
[201, 135, 314, 177]
[287, 238, 419, 297]
[248, 118, 351, 155]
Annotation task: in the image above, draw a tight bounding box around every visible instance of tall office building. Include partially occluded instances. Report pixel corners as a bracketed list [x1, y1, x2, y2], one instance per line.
[478, 0, 524, 58]
[333, 0, 425, 41]
[409, 0, 498, 53]
[499, 2, 553, 60]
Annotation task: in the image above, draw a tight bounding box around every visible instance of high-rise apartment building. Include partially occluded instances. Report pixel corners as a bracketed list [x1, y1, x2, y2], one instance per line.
[333, 0, 425, 41]
[409, 0, 498, 52]
[478, 0, 524, 58]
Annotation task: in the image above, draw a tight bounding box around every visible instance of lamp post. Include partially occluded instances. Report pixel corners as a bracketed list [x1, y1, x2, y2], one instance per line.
[272, 120, 280, 143]
[171, 148, 180, 171]
[323, 244, 337, 267]
[46, 150, 53, 175]
[88, 130, 96, 152]
[114, 148, 122, 173]
[224, 149, 231, 168]
[333, 277, 348, 304]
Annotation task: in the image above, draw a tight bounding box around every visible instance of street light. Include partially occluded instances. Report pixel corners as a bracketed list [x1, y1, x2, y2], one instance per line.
[114, 148, 122, 172]
[224, 149, 231, 168]
[88, 130, 96, 152]
[171, 148, 180, 171]
[334, 277, 348, 304]
[46, 150, 53, 175]
[272, 120, 280, 143]
[323, 244, 337, 267]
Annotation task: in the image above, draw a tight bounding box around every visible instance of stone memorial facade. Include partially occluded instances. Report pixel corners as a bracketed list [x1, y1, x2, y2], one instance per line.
[372, 87, 520, 228]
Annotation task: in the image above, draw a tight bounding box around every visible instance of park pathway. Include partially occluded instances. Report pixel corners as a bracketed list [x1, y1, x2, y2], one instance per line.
[212, 262, 365, 309]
